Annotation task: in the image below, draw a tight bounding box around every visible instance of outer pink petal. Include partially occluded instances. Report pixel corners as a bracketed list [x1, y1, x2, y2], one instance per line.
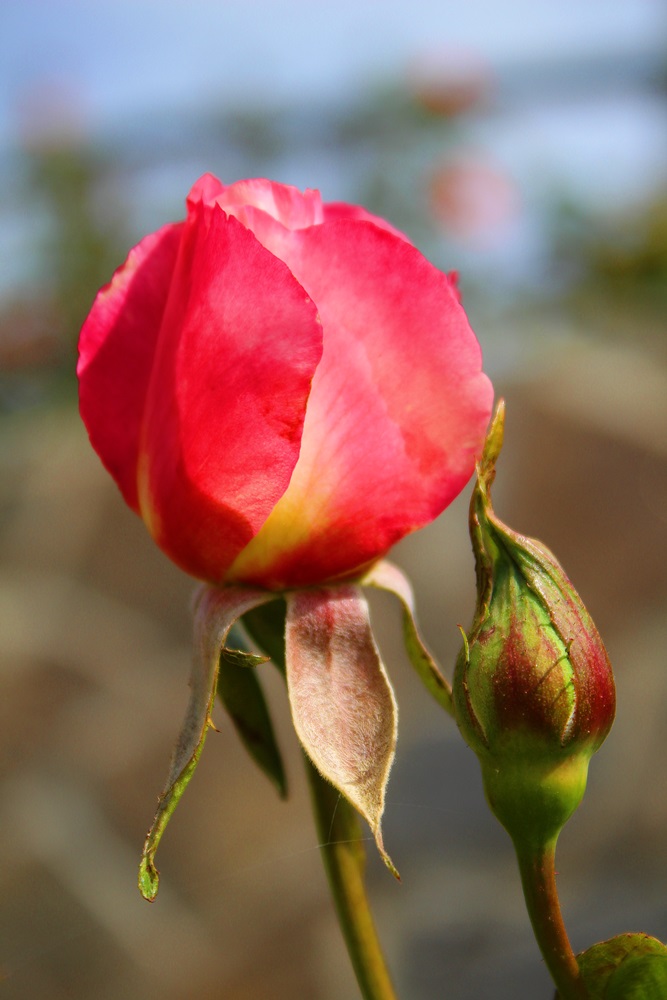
[213, 204, 306, 262]
[188, 173, 324, 228]
[138, 204, 323, 583]
[322, 201, 412, 242]
[209, 200, 406, 267]
[230, 220, 493, 587]
[77, 222, 183, 511]
[186, 172, 226, 207]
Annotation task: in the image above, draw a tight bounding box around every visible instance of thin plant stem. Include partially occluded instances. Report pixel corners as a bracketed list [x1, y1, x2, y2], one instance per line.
[305, 758, 398, 1000]
[514, 838, 588, 1000]
[242, 601, 398, 1000]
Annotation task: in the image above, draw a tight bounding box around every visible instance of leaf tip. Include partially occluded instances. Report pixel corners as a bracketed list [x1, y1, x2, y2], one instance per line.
[382, 850, 401, 882]
[276, 779, 289, 801]
[375, 826, 400, 881]
[138, 856, 159, 902]
[478, 398, 505, 488]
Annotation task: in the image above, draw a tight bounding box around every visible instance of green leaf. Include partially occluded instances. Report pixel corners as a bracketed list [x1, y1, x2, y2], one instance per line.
[242, 599, 288, 672]
[217, 645, 287, 799]
[138, 585, 275, 902]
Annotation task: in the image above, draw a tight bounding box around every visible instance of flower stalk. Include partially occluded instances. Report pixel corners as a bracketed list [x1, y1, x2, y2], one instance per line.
[515, 838, 588, 1000]
[453, 401, 615, 999]
[243, 601, 397, 1000]
[306, 760, 398, 1000]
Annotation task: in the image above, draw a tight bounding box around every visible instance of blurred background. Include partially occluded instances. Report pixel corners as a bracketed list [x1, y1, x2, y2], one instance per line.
[0, 1, 666, 997]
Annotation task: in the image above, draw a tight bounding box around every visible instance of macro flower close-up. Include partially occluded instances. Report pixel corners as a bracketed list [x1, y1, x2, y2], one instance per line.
[78, 174, 493, 590]
[75, 174, 493, 922]
[4, 6, 664, 996]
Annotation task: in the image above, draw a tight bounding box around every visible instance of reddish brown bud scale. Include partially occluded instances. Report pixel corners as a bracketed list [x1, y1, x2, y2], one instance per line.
[505, 531, 615, 748]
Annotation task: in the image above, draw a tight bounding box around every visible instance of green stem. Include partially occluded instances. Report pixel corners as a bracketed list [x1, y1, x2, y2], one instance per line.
[305, 756, 398, 1000]
[242, 601, 398, 1000]
[514, 838, 588, 1000]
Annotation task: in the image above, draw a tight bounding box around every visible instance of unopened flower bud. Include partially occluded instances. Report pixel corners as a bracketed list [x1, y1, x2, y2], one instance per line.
[453, 402, 616, 847]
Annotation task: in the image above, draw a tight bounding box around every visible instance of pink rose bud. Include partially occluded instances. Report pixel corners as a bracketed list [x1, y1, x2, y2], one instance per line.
[453, 402, 616, 846]
[78, 174, 493, 590]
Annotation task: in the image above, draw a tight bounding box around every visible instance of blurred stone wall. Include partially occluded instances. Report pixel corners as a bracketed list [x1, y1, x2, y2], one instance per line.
[1, 333, 665, 999]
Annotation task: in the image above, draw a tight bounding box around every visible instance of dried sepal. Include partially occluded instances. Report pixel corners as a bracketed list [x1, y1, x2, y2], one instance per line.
[285, 585, 399, 877]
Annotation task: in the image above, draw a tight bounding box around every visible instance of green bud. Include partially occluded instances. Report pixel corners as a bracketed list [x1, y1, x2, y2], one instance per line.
[557, 933, 667, 999]
[453, 402, 616, 847]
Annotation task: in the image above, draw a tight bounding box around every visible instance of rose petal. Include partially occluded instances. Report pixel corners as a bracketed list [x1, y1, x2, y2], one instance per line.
[78, 222, 183, 511]
[285, 585, 398, 872]
[230, 220, 493, 587]
[139, 584, 275, 901]
[322, 201, 411, 242]
[189, 173, 324, 228]
[138, 202, 323, 582]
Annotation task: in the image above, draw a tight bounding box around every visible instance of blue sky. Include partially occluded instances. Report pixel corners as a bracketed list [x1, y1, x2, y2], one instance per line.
[1, 0, 664, 305]
[1, 0, 664, 143]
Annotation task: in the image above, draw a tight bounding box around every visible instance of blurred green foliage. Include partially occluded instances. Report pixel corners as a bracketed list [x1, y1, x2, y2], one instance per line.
[28, 145, 127, 346]
[1, 79, 665, 414]
[1, 142, 127, 411]
[554, 190, 667, 354]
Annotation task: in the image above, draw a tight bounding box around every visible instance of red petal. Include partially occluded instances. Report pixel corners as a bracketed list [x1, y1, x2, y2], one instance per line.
[231, 220, 493, 587]
[77, 222, 183, 510]
[139, 202, 323, 582]
[322, 201, 411, 242]
[189, 173, 324, 228]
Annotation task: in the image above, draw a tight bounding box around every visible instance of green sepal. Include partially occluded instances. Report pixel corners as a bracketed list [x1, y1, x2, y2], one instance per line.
[242, 599, 288, 673]
[454, 400, 616, 851]
[138, 585, 275, 902]
[217, 644, 287, 799]
[606, 953, 667, 999]
[362, 559, 454, 716]
[553, 933, 667, 999]
[138, 736, 206, 903]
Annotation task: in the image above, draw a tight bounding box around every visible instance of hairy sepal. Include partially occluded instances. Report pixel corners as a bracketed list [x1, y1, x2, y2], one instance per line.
[285, 585, 399, 877]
